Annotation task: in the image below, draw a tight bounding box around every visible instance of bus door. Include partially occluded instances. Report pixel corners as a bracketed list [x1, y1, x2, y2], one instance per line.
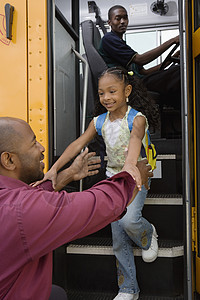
[191, 0, 200, 296]
[62, 1, 185, 299]
[180, 0, 200, 298]
[52, 1, 80, 167]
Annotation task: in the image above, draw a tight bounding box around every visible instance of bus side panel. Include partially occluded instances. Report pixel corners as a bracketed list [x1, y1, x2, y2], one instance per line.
[0, 0, 27, 119]
[28, 0, 49, 171]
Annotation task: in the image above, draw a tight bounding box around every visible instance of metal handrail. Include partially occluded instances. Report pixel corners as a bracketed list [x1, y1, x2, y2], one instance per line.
[71, 47, 89, 191]
[179, 0, 193, 299]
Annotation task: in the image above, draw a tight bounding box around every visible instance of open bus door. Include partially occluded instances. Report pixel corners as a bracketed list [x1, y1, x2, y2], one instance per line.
[190, 0, 200, 297]
[180, 0, 200, 298]
[193, 0, 200, 293]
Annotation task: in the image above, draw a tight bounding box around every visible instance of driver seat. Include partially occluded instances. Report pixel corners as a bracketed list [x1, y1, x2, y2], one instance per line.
[81, 20, 107, 98]
[81, 20, 108, 184]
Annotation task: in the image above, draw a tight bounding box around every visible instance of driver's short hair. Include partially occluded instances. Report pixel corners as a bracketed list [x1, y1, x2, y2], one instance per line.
[108, 5, 127, 20]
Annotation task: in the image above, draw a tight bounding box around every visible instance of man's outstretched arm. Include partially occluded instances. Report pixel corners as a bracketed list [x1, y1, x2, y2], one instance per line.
[55, 148, 101, 191]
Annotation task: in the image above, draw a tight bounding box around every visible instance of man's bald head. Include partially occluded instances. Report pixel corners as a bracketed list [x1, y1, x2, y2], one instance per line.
[0, 117, 27, 155]
[0, 117, 45, 183]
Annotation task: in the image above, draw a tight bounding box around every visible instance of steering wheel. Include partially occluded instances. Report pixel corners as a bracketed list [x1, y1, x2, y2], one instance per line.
[159, 43, 180, 70]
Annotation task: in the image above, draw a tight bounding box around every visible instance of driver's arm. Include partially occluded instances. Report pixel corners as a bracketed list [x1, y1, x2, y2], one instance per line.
[139, 64, 161, 75]
[132, 35, 179, 66]
[137, 48, 180, 75]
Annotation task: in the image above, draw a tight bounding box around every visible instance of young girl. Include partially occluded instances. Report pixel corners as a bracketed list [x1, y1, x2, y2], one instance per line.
[41, 67, 159, 300]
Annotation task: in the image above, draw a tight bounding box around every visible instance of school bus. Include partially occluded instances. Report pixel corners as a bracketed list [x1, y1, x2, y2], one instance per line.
[0, 0, 200, 299]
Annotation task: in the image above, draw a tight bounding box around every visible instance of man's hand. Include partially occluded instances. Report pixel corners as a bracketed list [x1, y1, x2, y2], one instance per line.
[122, 159, 153, 206]
[31, 167, 58, 189]
[31, 148, 101, 192]
[54, 148, 101, 191]
[137, 159, 153, 190]
[71, 148, 101, 181]
[123, 164, 142, 191]
[172, 50, 180, 58]
[172, 35, 179, 44]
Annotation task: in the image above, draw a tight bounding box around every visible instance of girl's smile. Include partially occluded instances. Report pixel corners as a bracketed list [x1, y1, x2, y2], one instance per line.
[98, 73, 132, 119]
[103, 102, 115, 109]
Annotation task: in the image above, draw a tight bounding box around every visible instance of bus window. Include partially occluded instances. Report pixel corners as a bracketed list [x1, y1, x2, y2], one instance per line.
[125, 28, 179, 69]
[55, 0, 72, 24]
[161, 28, 180, 61]
[125, 30, 158, 68]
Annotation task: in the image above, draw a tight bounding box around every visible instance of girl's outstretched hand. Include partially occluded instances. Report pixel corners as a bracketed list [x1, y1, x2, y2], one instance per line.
[129, 165, 142, 191]
[122, 162, 142, 191]
[123, 147, 142, 190]
[31, 168, 58, 190]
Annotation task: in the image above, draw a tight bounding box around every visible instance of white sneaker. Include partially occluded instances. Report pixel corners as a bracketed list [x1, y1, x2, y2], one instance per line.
[142, 224, 158, 263]
[113, 292, 139, 300]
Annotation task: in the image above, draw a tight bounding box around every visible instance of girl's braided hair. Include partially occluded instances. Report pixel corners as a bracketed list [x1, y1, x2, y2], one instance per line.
[94, 66, 160, 130]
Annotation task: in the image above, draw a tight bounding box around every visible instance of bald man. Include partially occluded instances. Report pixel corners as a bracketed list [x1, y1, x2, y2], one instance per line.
[0, 117, 152, 300]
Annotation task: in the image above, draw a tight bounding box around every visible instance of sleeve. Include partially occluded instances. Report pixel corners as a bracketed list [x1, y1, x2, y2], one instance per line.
[20, 171, 136, 259]
[102, 33, 137, 68]
[135, 112, 149, 130]
[93, 116, 98, 133]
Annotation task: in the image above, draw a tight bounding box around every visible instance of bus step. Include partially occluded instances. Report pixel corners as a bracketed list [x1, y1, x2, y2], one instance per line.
[53, 239, 183, 297]
[64, 254, 183, 297]
[140, 296, 184, 300]
[145, 194, 182, 205]
[67, 290, 115, 299]
[66, 290, 184, 299]
[66, 238, 183, 257]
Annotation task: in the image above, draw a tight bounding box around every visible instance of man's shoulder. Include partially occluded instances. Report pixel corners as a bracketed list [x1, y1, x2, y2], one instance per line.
[103, 31, 119, 40]
[101, 31, 123, 49]
[0, 175, 53, 192]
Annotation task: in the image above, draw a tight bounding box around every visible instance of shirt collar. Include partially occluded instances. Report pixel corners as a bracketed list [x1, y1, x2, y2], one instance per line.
[0, 175, 54, 192]
[0, 175, 29, 190]
[111, 30, 124, 40]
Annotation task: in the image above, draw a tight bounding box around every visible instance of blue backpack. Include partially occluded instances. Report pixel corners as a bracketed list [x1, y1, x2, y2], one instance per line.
[95, 108, 157, 170]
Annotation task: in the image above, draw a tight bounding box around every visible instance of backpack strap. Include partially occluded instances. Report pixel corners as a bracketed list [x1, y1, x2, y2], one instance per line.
[96, 108, 139, 135]
[128, 108, 152, 146]
[141, 130, 152, 158]
[127, 108, 139, 132]
[128, 108, 154, 160]
[95, 112, 107, 136]
[146, 129, 151, 146]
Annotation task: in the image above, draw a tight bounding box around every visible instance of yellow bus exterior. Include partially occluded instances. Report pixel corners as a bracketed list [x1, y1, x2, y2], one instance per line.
[0, 0, 49, 171]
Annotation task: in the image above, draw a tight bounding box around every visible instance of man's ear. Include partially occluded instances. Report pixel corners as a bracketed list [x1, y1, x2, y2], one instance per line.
[0, 152, 16, 171]
[125, 84, 132, 97]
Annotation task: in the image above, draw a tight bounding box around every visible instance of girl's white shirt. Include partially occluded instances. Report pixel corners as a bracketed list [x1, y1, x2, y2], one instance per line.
[94, 106, 148, 177]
